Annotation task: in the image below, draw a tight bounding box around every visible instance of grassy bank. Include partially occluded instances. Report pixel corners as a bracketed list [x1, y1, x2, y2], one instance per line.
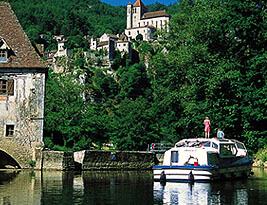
[253, 148, 267, 167]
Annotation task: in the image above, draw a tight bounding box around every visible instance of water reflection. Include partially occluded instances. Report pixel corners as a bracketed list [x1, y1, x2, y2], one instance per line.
[0, 170, 41, 205]
[0, 168, 266, 205]
[153, 170, 267, 205]
[41, 171, 153, 205]
[154, 182, 212, 204]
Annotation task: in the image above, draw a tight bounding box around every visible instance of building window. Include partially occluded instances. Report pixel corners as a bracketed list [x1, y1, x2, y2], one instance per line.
[5, 125, 15, 137]
[0, 50, 7, 62]
[0, 79, 14, 95]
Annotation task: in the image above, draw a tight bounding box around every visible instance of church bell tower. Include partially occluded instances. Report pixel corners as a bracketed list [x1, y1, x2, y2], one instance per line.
[126, 3, 133, 29]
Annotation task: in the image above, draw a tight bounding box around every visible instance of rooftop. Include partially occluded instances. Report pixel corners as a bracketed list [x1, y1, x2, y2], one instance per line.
[0, 2, 45, 69]
[133, 0, 145, 7]
[142, 10, 170, 19]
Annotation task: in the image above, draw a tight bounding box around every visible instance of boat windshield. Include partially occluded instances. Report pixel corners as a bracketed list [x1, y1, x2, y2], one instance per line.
[236, 142, 246, 150]
[203, 141, 211, 147]
[219, 143, 237, 157]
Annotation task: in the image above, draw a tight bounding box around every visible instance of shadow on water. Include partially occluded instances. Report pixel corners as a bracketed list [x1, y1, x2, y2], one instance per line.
[0, 170, 20, 185]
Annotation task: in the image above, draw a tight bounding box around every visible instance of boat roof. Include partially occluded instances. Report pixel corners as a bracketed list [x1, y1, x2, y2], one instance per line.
[175, 137, 245, 148]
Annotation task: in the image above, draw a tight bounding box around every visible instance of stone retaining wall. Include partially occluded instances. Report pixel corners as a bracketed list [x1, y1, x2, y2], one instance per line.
[79, 150, 156, 170]
[42, 151, 75, 170]
[42, 150, 157, 170]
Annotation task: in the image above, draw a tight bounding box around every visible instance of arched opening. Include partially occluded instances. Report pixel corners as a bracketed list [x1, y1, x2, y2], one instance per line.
[0, 150, 21, 169]
[136, 33, 143, 41]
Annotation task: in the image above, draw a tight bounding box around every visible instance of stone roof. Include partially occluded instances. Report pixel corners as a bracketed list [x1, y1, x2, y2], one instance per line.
[107, 34, 119, 39]
[142, 10, 170, 19]
[0, 2, 45, 69]
[118, 33, 128, 42]
[98, 41, 109, 47]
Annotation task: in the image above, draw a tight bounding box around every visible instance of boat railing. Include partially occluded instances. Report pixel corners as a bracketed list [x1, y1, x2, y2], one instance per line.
[148, 143, 173, 153]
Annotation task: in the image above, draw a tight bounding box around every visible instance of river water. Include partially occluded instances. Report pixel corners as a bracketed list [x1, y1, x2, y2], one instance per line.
[0, 168, 266, 205]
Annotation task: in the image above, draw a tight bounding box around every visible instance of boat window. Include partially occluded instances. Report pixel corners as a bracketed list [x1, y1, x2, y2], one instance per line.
[208, 153, 219, 165]
[236, 142, 245, 150]
[203, 141, 211, 147]
[212, 142, 218, 149]
[171, 151, 179, 163]
[219, 144, 237, 157]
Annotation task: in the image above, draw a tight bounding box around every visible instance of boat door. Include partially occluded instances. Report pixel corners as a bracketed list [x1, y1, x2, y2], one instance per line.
[170, 151, 179, 165]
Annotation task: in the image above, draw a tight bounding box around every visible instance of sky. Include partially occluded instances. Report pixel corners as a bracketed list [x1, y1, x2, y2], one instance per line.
[101, 0, 178, 6]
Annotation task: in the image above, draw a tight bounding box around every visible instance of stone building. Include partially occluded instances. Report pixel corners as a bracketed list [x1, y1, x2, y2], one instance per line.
[0, 2, 47, 169]
[125, 0, 170, 41]
[116, 33, 132, 55]
[89, 0, 170, 65]
[53, 35, 72, 59]
[51, 35, 72, 73]
[90, 33, 132, 65]
[90, 33, 117, 59]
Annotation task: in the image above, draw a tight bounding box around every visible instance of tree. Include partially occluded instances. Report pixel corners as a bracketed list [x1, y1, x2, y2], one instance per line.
[149, 0, 267, 151]
[44, 71, 85, 150]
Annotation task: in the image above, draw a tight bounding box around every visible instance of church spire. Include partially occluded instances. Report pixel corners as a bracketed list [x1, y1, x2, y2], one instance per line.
[133, 0, 145, 7]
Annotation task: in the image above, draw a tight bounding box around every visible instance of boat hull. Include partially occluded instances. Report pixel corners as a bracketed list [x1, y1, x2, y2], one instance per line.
[153, 164, 252, 182]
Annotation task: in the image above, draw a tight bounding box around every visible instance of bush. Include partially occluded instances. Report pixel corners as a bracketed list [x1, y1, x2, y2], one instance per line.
[255, 148, 267, 163]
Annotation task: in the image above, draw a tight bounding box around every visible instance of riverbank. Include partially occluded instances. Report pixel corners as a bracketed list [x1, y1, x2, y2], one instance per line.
[40, 149, 267, 170]
[253, 148, 267, 168]
[41, 150, 157, 170]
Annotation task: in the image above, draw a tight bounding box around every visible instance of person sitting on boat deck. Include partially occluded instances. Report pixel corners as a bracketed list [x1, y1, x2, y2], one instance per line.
[203, 117, 211, 138]
[217, 128, 224, 139]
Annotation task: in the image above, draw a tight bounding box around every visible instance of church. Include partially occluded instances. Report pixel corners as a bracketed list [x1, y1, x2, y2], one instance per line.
[125, 0, 170, 41]
[89, 0, 171, 63]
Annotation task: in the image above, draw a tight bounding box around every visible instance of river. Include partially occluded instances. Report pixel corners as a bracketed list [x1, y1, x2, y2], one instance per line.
[0, 168, 266, 205]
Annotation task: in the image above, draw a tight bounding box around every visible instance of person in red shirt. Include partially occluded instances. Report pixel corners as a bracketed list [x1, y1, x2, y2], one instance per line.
[203, 117, 211, 138]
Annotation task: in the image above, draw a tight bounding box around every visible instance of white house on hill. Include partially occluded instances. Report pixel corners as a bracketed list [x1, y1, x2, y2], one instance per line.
[125, 0, 170, 41]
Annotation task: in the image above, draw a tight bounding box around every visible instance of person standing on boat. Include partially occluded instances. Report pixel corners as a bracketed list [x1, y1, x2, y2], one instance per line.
[217, 128, 224, 139]
[203, 117, 211, 138]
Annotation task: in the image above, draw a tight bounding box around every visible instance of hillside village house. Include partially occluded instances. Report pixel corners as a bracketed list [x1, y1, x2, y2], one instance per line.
[90, 0, 170, 62]
[0, 2, 46, 161]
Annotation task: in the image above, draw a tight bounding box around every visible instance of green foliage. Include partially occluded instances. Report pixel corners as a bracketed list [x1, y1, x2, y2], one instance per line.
[28, 160, 36, 168]
[9, 0, 125, 49]
[148, 0, 267, 152]
[42, 0, 266, 153]
[117, 63, 151, 100]
[255, 148, 267, 163]
[110, 97, 153, 150]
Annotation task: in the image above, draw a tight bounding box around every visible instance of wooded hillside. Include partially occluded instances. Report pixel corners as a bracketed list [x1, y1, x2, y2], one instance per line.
[9, 0, 126, 49]
[8, 0, 266, 153]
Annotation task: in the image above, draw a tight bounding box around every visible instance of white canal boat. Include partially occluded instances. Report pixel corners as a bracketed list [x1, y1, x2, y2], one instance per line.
[153, 138, 253, 182]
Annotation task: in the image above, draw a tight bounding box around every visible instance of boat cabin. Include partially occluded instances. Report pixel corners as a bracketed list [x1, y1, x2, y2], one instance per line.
[163, 138, 248, 167]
